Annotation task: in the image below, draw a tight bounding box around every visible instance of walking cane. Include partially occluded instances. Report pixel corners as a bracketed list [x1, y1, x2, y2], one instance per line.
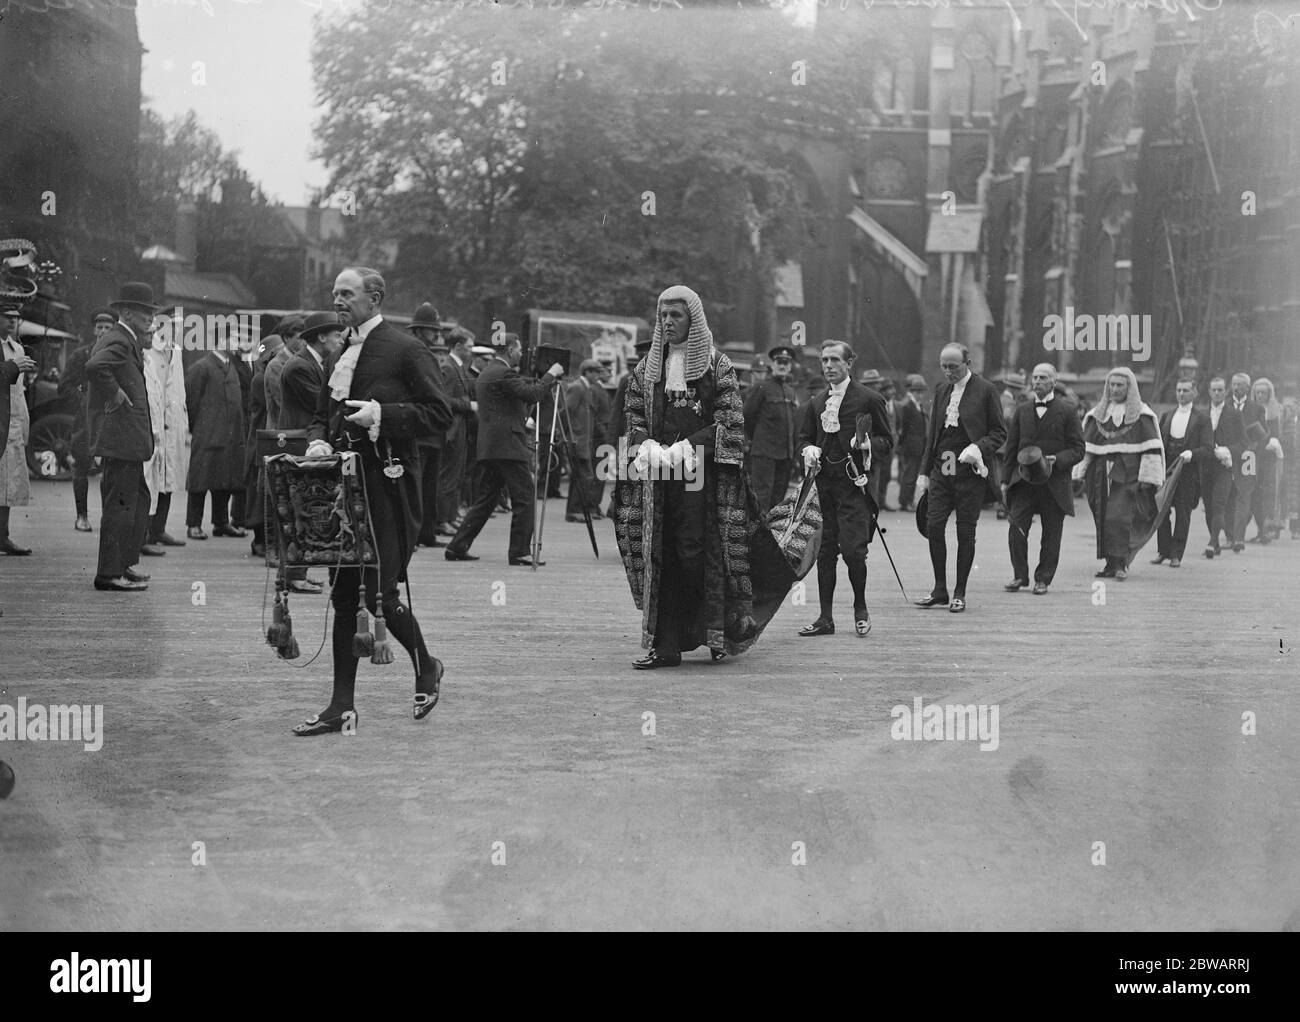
[851, 416, 911, 602]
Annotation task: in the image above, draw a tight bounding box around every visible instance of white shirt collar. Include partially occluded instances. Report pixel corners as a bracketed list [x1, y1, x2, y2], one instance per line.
[1035, 391, 1054, 403]
[827, 377, 849, 397]
[450, 352, 463, 367]
[1173, 403, 1191, 416]
[356, 314, 383, 340]
[307, 345, 324, 368]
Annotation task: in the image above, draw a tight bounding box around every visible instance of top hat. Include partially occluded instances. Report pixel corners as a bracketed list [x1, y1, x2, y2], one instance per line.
[905, 373, 927, 391]
[915, 491, 929, 538]
[1016, 445, 1052, 485]
[411, 302, 443, 330]
[859, 368, 884, 386]
[768, 345, 797, 362]
[91, 306, 117, 326]
[300, 311, 343, 340]
[109, 282, 160, 312]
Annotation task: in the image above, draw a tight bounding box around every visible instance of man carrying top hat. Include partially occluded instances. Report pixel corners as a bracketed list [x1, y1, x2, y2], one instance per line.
[743, 344, 800, 514]
[1000, 363, 1085, 594]
[58, 307, 117, 532]
[0, 302, 36, 555]
[85, 283, 159, 589]
[1153, 377, 1212, 567]
[797, 340, 893, 638]
[914, 344, 1006, 613]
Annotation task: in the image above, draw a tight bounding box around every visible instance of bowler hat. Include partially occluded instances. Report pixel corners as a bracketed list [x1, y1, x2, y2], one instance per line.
[1016, 445, 1052, 485]
[300, 311, 343, 340]
[109, 282, 160, 312]
[91, 306, 117, 326]
[860, 368, 884, 386]
[411, 302, 443, 329]
[915, 492, 929, 538]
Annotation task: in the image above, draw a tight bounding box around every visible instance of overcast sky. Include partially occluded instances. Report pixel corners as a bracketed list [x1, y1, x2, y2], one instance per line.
[138, 0, 334, 205]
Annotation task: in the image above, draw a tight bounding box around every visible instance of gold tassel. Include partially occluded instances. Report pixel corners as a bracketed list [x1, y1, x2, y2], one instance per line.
[352, 583, 374, 657]
[370, 611, 394, 665]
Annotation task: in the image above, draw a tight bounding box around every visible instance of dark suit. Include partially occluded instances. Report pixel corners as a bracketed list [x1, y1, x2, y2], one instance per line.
[565, 377, 602, 517]
[1157, 405, 1212, 561]
[744, 376, 799, 513]
[895, 395, 926, 509]
[1, 355, 20, 454]
[185, 353, 247, 528]
[1230, 397, 1267, 544]
[86, 322, 155, 579]
[798, 380, 893, 616]
[448, 356, 561, 560]
[1202, 402, 1245, 551]
[1001, 395, 1085, 585]
[278, 349, 325, 430]
[57, 340, 94, 516]
[437, 353, 474, 524]
[919, 372, 1006, 600]
[309, 318, 453, 697]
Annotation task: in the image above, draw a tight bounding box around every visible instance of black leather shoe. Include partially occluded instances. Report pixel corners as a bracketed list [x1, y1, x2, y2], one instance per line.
[798, 617, 835, 636]
[288, 579, 323, 595]
[565, 515, 584, 523]
[1095, 567, 1116, 578]
[509, 556, 544, 567]
[633, 650, 681, 670]
[854, 610, 871, 637]
[1149, 555, 1168, 565]
[251, 541, 267, 558]
[213, 524, 247, 538]
[1003, 578, 1029, 592]
[710, 649, 727, 662]
[0, 538, 31, 555]
[1032, 581, 1049, 595]
[414, 657, 444, 720]
[1204, 545, 1217, 559]
[292, 709, 357, 737]
[444, 549, 479, 561]
[948, 597, 966, 613]
[914, 594, 949, 608]
[1169, 558, 1181, 568]
[155, 531, 186, 547]
[94, 576, 147, 591]
[187, 527, 208, 541]
[1231, 542, 1245, 553]
[138, 543, 166, 557]
[74, 514, 92, 532]
[124, 567, 151, 583]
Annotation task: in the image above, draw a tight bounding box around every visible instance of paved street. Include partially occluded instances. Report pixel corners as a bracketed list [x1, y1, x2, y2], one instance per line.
[1, 477, 1298, 931]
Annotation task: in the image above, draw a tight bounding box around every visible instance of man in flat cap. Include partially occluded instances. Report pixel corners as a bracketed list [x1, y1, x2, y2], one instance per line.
[58, 307, 118, 533]
[896, 373, 928, 512]
[743, 344, 800, 514]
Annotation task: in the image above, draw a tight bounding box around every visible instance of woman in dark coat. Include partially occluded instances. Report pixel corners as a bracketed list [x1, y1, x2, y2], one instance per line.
[184, 345, 247, 539]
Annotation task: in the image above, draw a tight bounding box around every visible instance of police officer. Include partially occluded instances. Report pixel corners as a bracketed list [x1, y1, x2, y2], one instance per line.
[743, 345, 800, 513]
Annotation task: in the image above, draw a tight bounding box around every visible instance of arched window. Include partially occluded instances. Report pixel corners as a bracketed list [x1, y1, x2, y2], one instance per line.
[872, 55, 915, 119]
[951, 30, 996, 126]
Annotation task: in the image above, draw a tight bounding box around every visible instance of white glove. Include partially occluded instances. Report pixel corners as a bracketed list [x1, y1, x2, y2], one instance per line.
[469, 400, 478, 413]
[958, 443, 988, 478]
[1180, 449, 1194, 463]
[634, 440, 662, 473]
[1214, 445, 1232, 468]
[915, 474, 929, 495]
[344, 398, 380, 429]
[803, 445, 822, 474]
[547, 363, 564, 378]
[1266, 437, 1283, 458]
[305, 440, 334, 458]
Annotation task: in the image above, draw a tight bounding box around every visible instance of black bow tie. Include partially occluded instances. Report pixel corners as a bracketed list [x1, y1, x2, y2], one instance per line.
[1035, 400, 1049, 407]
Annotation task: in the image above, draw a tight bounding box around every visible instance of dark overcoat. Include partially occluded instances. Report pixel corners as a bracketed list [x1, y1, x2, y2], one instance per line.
[86, 323, 154, 462]
[185, 353, 247, 491]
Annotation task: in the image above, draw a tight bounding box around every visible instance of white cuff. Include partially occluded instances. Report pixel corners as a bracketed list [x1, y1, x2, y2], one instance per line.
[367, 401, 382, 442]
[803, 446, 822, 470]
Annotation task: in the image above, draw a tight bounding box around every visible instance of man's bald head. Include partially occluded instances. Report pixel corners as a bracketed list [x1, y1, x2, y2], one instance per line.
[939, 344, 970, 384]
